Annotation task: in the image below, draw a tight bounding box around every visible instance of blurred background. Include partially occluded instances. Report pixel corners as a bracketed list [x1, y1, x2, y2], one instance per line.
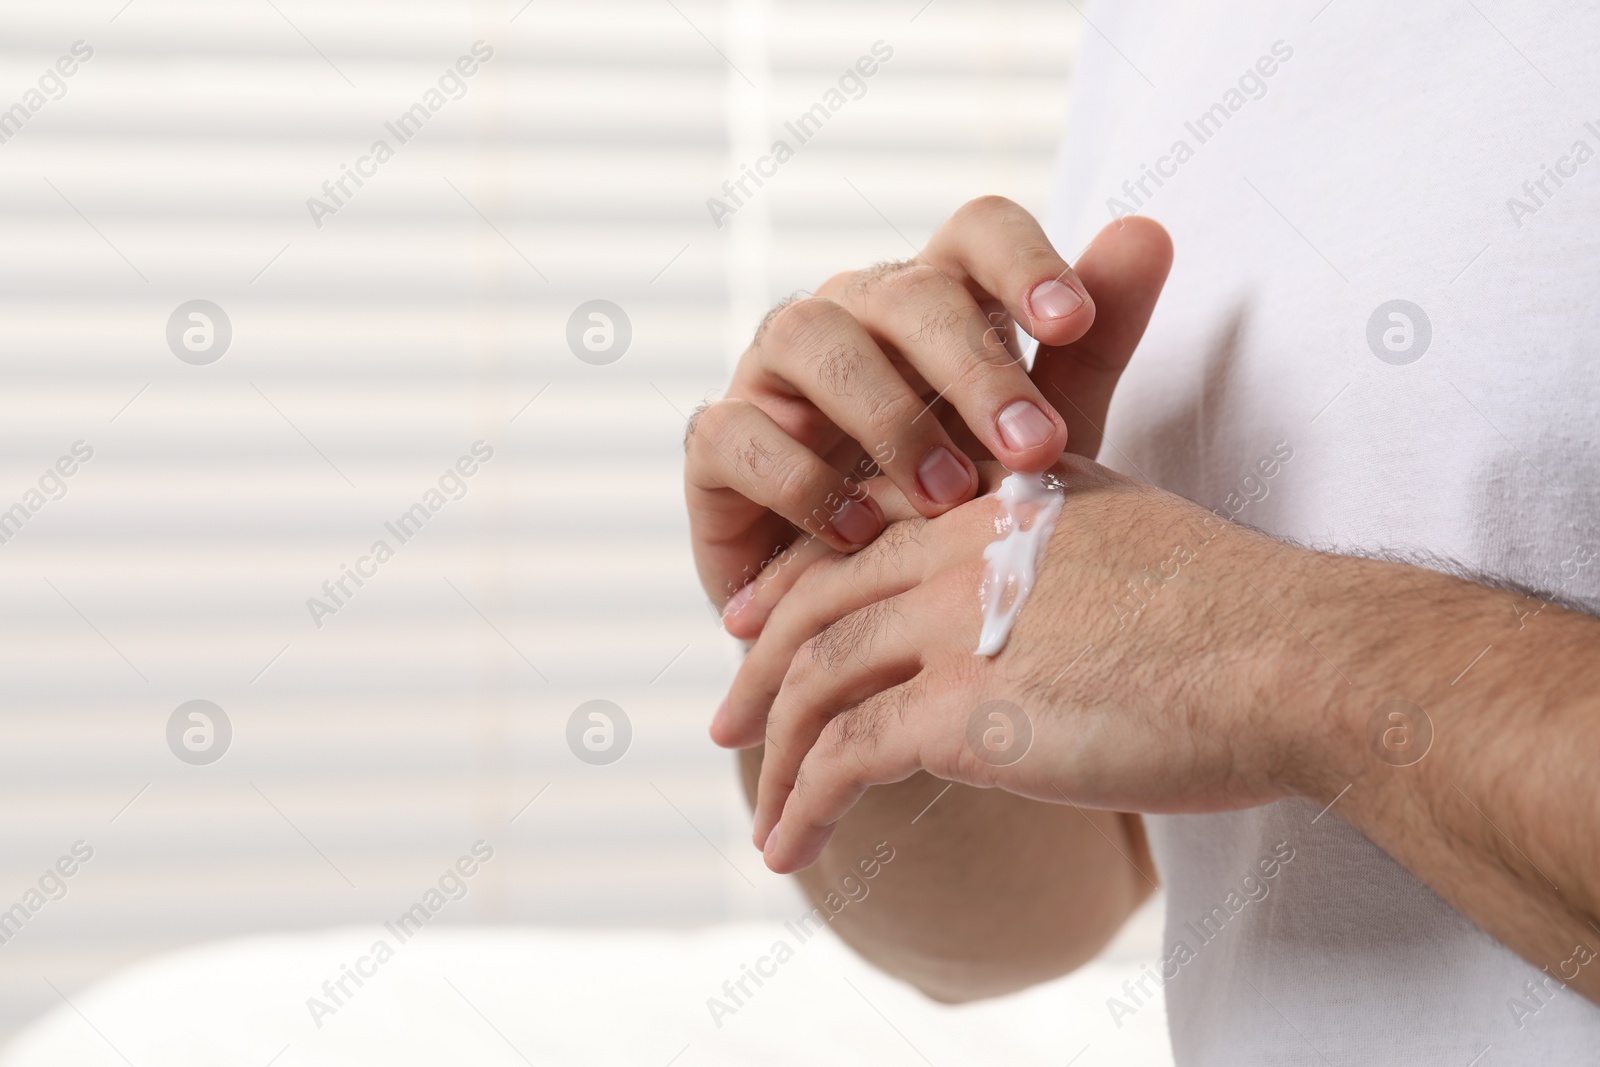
[0, 1, 1168, 1062]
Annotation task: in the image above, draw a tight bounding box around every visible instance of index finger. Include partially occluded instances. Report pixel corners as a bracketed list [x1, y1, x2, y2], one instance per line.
[924, 195, 1096, 350]
[819, 262, 1069, 474]
[721, 473, 924, 639]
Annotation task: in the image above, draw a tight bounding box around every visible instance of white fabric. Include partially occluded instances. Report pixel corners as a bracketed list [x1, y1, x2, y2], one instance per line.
[0, 921, 1173, 1066]
[1047, 1, 1600, 1064]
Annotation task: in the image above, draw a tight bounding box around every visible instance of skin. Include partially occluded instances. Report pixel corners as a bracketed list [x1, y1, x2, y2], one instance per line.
[687, 198, 1600, 1005]
[685, 199, 1178, 1001]
[722, 456, 1600, 1007]
[686, 197, 1174, 632]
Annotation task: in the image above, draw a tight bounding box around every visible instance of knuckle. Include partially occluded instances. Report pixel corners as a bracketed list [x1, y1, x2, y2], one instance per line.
[772, 454, 826, 516]
[854, 257, 920, 295]
[967, 318, 1017, 369]
[764, 296, 846, 354]
[882, 262, 950, 303]
[683, 401, 712, 452]
[858, 518, 924, 574]
[968, 323, 1020, 368]
[810, 598, 894, 670]
[685, 397, 738, 454]
[753, 293, 805, 347]
[817, 269, 856, 297]
[800, 623, 844, 671]
[736, 435, 781, 480]
[809, 340, 867, 397]
[952, 339, 1023, 392]
[953, 194, 1022, 227]
[860, 386, 924, 440]
[948, 358, 992, 395]
[1013, 241, 1067, 275]
[912, 302, 965, 350]
[825, 700, 885, 752]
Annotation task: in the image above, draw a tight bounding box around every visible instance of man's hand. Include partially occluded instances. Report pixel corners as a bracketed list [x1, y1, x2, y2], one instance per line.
[683, 198, 1172, 640]
[715, 456, 1301, 871]
[719, 453, 1600, 1011]
[685, 203, 1173, 1003]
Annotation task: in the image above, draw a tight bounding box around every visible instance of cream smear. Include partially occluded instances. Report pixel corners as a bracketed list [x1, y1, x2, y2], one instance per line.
[975, 471, 1064, 656]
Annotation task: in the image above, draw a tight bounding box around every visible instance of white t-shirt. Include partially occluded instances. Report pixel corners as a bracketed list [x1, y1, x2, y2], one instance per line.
[1046, 1, 1600, 1063]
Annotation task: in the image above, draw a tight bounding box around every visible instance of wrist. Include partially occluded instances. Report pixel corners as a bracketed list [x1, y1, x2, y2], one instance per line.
[1251, 547, 1486, 805]
[1235, 534, 1366, 804]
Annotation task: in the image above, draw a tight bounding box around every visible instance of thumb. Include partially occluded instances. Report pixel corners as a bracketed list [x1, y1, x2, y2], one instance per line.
[1031, 216, 1172, 459]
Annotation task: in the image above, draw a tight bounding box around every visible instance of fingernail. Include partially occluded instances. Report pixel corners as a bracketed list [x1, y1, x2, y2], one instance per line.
[721, 582, 754, 625]
[918, 446, 971, 504]
[1030, 278, 1084, 322]
[831, 498, 878, 545]
[762, 824, 778, 854]
[998, 400, 1055, 451]
[710, 696, 728, 734]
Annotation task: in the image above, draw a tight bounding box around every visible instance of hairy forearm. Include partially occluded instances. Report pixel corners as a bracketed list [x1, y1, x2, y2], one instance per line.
[737, 747, 1153, 1001]
[1269, 546, 1600, 999]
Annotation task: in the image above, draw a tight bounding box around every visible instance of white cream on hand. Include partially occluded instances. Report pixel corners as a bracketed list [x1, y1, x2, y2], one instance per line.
[975, 471, 1065, 657]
